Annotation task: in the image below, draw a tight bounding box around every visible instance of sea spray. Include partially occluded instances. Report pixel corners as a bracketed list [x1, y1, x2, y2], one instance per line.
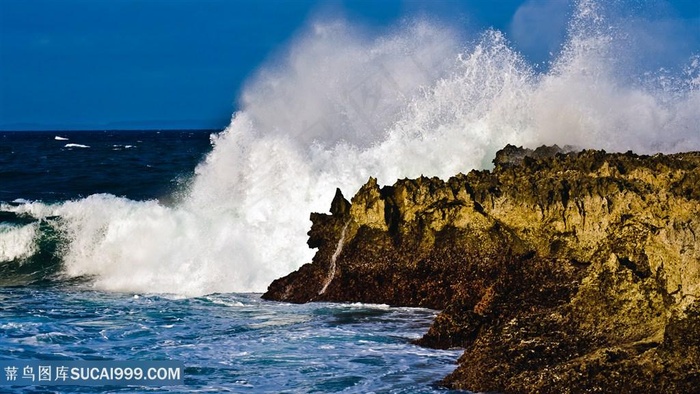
[3, 0, 699, 295]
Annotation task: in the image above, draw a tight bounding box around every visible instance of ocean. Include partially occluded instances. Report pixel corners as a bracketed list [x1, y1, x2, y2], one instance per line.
[0, 130, 462, 393]
[1, 1, 699, 392]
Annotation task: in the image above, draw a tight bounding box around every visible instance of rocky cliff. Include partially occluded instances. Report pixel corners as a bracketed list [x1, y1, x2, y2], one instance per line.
[263, 145, 700, 393]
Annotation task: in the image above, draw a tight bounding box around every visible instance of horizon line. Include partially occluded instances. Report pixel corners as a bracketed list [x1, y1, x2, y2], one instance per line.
[0, 128, 224, 133]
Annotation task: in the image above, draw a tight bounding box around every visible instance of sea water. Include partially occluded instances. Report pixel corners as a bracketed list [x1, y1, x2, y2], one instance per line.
[0, 285, 461, 393]
[0, 131, 462, 393]
[1, 1, 699, 392]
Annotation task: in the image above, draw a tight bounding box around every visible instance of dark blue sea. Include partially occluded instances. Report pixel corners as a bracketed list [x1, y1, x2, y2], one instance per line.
[0, 130, 462, 393]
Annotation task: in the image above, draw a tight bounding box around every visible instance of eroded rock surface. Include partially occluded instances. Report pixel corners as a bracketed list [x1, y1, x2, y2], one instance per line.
[263, 145, 700, 393]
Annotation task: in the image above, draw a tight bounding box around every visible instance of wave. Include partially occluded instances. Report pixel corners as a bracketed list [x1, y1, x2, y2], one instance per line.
[112, 145, 136, 150]
[64, 143, 90, 149]
[0, 216, 63, 286]
[2, 0, 698, 295]
[0, 223, 38, 262]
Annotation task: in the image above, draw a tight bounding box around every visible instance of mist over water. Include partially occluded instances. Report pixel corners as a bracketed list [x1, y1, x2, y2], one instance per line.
[4, 0, 699, 295]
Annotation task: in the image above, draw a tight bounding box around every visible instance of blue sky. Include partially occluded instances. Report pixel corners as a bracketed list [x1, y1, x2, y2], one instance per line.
[0, 0, 698, 131]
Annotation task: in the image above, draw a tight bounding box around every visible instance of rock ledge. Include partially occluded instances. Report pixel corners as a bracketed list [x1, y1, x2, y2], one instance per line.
[263, 145, 700, 393]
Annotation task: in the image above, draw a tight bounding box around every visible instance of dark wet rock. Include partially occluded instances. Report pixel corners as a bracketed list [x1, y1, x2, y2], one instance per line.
[329, 188, 351, 218]
[263, 145, 700, 393]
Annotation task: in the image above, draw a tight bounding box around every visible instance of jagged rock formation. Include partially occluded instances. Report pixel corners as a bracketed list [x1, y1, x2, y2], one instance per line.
[263, 145, 700, 393]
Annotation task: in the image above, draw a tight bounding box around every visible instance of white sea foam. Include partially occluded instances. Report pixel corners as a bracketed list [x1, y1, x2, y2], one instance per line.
[64, 143, 90, 149]
[0, 223, 39, 263]
[9, 1, 700, 295]
[54, 136, 69, 141]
